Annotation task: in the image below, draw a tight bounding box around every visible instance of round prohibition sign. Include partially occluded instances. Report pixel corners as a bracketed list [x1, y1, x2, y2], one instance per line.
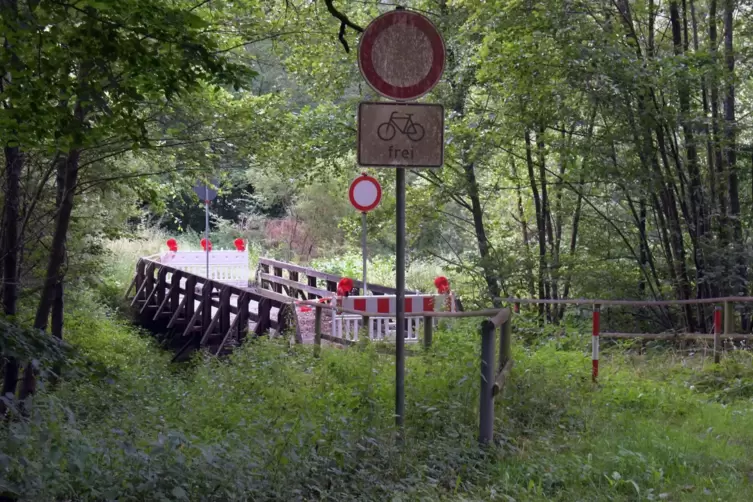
[358, 10, 446, 101]
[349, 174, 382, 213]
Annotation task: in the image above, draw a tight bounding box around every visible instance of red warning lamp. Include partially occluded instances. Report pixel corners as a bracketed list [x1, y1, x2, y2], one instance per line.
[434, 276, 450, 294]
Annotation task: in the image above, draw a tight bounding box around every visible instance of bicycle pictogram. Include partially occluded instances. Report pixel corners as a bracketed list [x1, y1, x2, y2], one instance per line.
[377, 112, 425, 142]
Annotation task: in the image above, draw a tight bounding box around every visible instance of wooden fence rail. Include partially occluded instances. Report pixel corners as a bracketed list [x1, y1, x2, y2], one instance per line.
[500, 296, 753, 381]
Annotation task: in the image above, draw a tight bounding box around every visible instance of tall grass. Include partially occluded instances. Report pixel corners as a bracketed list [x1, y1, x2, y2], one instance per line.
[2, 285, 753, 500]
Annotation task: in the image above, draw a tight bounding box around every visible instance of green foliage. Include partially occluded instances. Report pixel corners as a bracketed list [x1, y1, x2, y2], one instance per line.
[0, 317, 70, 370]
[3, 287, 753, 500]
[690, 352, 753, 403]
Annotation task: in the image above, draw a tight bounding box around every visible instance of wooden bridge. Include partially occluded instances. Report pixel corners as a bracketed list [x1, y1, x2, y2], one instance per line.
[125, 253, 427, 361]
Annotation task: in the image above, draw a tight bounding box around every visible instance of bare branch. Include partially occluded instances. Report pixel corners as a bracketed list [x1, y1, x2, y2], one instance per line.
[323, 0, 363, 53]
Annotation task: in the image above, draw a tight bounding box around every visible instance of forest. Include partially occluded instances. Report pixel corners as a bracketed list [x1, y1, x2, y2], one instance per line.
[1, 0, 753, 500]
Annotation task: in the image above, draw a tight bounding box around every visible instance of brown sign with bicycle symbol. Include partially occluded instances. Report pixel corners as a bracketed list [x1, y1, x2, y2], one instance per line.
[358, 102, 444, 168]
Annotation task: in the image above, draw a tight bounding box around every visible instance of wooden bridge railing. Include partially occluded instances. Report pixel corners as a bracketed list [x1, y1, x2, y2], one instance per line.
[127, 257, 300, 361]
[257, 257, 419, 299]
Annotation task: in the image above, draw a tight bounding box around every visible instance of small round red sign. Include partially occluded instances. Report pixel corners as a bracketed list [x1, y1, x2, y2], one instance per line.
[358, 10, 445, 101]
[349, 174, 382, 213]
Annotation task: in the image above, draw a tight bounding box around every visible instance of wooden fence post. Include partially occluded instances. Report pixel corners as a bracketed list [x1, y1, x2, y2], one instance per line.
[714, 305, 722, 364]
[273, 266, 284, 294]
[723, 301, 732, 337]
[202, 280, 213, 331]
[289, 270, 301, 299]
[237, 293, 251, 343]
[219, 287, 231, 336]
[145, 262, 155, 301]
[156, 266, 167, 307]
[479, 319, 496, 445]
[254, 298, 272, 336]
[314, 305, 322, 357]
[423, 315, 433, 349]
[499, 317, 511, 369]
[184, 276, 196, 324]
[169, 270, 181, 315]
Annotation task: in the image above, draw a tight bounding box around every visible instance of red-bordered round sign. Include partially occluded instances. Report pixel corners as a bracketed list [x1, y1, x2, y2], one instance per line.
[358, 10, 445, 101]
[349, 174, 382, 213]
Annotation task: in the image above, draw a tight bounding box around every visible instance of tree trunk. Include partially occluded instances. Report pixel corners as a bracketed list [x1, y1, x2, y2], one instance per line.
[510, 156, 536, 298]
[0, 146, 23, 415]
[709, 0, 728, 258]
[19, 146, 81, 400]
[558, 182, 582, 320]
[463, 161, 501, 306]
[638, 197, 648, 294]
[52, 154, 65, 341]
[537, 127, 555, 320]
[670, 0, 709, 329]
[50, 156, 66, 383]
[525, 129, 546, 318]
[689, 0, 715, 232]
[723, 0, 745, 295]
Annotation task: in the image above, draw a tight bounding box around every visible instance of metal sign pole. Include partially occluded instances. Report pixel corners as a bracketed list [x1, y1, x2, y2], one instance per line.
[204, 188, 210, 279]
[362, 212, 368, 296]
[395, 169, 406, 430]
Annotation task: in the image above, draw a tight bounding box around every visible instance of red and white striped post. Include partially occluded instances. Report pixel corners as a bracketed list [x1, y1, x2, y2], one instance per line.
[592, 304, 601, 382]
[714, 305, 722, 364]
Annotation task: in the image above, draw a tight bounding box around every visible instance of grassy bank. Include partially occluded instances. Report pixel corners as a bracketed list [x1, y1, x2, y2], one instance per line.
[1, 289, 752, 500]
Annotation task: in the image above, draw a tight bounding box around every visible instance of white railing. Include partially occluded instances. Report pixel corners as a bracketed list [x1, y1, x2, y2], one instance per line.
[159, 250, 250, 288]
[331, 315, 425, 343]
[330, 293, 455, 342]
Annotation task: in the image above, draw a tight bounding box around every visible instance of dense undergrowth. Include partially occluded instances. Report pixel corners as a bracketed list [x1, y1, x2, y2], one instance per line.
[1, 284, 753, 501]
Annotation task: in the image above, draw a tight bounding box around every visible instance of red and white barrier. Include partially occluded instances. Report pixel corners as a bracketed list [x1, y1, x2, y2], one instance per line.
[337, 294, 453, 315]
[592, 304, 600, 382]
[330, 293, 455, 342]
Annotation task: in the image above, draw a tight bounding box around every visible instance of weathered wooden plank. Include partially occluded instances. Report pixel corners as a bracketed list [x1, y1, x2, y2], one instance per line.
[200, 308, 222, 346]
[215, 313, 241, 356]
[169, 270, 182, 315]
[202, 281, 213, 332]
[130, 262, 153, 307]
[139, 282, 160, 314]
[237, 293, 251, 343]
[153, 280, 178, 321]
[254, 298, 272, 336]
[259, 273, 330, 298]
[219, 287, 231, 335]
[181, 299, 205, 338]
[156, 267, 168, 308]
[492, 359, 514, 397]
